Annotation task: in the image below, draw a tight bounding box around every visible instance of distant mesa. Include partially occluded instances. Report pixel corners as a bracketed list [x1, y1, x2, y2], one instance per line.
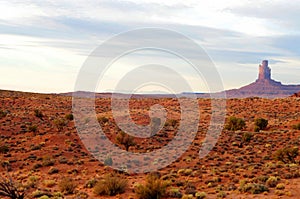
[225, 60, 300, 98]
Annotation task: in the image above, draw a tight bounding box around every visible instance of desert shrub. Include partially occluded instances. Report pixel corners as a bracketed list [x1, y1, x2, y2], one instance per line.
[177, 169, 193, 176]
[42, 156, 55, 167]
[274, 190, 285, 196]
[274, 147, 299, 164]
[217, 191, 226, 198]
[292, 123, 300, 130]
[225, 116, 246, 131]
[0, 174, 25, 199]
[276, 183, 285, 190]
[28, 125, 38, 133]
[184, 182, 196, 195]
[48, 167, 59, 174]
[266, 176, 279, 188]
[195, 192, 206, 199]
[116, 131, 135, 151]
[30, 144, 42, 151]
[242, 132, 253, 142]
[97, 116, 109, 124]
[167, 188, 182, 198]
[84, 178, 98, 188]
[76, 191, 88, 199]
[93, 173, 127, 196]
[0, 110, 7, 119]
[135, 173, 168, 199]
[53, 118, 67, 131]
[254, 118, 268, 131]
[34, 109, 43, 118]
[239, 182, 268, 194]
[0, 144, 9, 154]
[25, 176, 38, 189]
[58, 156, 68, 164]
[59, 177, 76, 194]
[43, 180, 56, 188]
[65, 114, 74, 121]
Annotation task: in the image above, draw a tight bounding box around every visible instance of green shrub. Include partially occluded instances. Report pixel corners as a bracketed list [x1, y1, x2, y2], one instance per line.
[274, 147, 299, 164]
[242, 132, 253, 142]
[65, 114, 74, 121]
[135, 173, 168, 199]
[34, 109, 43, 118]
[93, 173, 127, 196]
[225, 116, 246, 131]
[254, 118, 268, 131]
[59, 177, 76, 194]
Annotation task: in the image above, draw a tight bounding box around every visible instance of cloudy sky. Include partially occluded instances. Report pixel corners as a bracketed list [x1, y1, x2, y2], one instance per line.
[1, 0, 300, 93]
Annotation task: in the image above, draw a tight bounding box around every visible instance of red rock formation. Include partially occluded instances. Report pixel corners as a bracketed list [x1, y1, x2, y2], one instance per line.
[258, 60, 271, 80]
[224, 60, 300, 98]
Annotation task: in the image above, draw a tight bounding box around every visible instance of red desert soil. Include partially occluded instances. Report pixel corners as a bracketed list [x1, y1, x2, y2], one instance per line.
[1, 90, 300, 198]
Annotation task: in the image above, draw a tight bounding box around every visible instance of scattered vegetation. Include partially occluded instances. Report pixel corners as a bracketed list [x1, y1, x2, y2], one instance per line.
[34, 109, 43, 119]
[53, 118, 67, 130]
[225, 116, 246, 131]
[116, 131, 135, 151]
[274, 147, 299, 164]
[266, 176, 279, 188]
[242, 132, 253, 143]
[135, 173, 169, 199]
[59, 177, 76, 194]
[239, 181, 269, 194]
[93, 173, 127, 196]
[254, 118, 268, 132]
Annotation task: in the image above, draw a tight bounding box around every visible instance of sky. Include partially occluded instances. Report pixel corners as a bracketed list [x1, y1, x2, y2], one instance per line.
[1, 0, 300, 93]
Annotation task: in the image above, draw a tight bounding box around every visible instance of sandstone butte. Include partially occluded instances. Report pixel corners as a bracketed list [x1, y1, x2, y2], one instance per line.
[224, 60, 300, 98]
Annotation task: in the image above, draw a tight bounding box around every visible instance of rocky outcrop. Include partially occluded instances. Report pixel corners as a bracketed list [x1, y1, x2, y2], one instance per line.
[224, 60, 300, 98]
